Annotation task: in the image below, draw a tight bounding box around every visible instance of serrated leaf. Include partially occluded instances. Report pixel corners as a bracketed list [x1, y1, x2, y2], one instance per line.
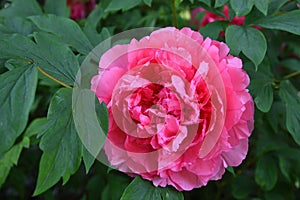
[255, 155, 278, 191]
[0, 136, 30, 188]
[121, 176, 184, 200]
[230, 0, 253, 16]
[0, 65, 37, 156]
[253, 0, 269, 16]
[0, 0, 42, 17]
[199, 21, 228, 39]
[225, 25, 267, 67]
[44, 0, 70, 17]
[33, 88, 82, 196]
[105, 0, 141, 12]
[214, 0, 228, 8]
[72, 88, 108, 172]
[279, 80, 300, 145]
[29, 15, 93, 55]
[254, 10, 300, 35]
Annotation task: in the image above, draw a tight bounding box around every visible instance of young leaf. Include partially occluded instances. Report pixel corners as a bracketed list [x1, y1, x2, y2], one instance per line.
[0, 65, 37, 156]
[33, 88, 83, 196]
[255, 155, 278, 191]
[254, 10, 300, 35]
[29, 15, 93, 55]
[279, 80, 300, 146]
[0, 137, 30, 188]
[225, 25, 267, 68]
[120, 176, 184, 200]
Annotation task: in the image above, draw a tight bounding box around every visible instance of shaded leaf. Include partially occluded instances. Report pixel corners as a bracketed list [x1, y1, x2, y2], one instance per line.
[0, 65, 37, 155]
[255, 155, 278, 191]
[279, 80, 300, 145]
[0, 137, 29, 188]
[121, 176, 183, 200]
[33, 88, 82, 196]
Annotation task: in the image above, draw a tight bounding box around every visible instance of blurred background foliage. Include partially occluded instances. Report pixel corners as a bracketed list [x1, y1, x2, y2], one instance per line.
[0, 0, 300, 199]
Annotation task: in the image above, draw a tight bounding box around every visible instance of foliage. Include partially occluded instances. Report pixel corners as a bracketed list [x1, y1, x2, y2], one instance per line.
[0, 0, 300, 199]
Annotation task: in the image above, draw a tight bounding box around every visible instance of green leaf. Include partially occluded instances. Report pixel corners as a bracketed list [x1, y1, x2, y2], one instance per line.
[121, 176, 184, 200]
[0, 0, 42, 17]
[255, 155, 278, 191]
[231, 174, 255, 199]
[29, 15, 93, 55]
[0, 17, 35, 36]
[225, 25, 267, 67]
[278, 148, 300, 183]
[254, 10, 300, 35]
[72, 89, 108, 173]
[24, 118, 48, 138]
[143, 0, 152, 7]
[226, 166, 236, 176]
[85, 3, 105, 30]
[105, 0, 141, 12]
[253, 0, 269, 16]
[33, 88, 82, 196]
[0, 65, 37, 156]
[230, 0, 253, 16]
[279, 80, 300, 145]
[198, 0, 211, 6]
[199, 21, 228, 40]
[0, 33, 79, 86]
[33, 32, 80, 86]
[82, 147, 95, 174]
[215, 0, 228, 8]
[0, 136, 29, 188]
[44, 0, 70, 17]
[246, 60, 274, 112]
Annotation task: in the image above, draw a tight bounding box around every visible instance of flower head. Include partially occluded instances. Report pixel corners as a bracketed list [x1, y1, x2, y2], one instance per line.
[91, 27, 254, 191]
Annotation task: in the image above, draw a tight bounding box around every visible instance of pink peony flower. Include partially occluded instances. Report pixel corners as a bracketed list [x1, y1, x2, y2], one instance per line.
[191, 5, 245, 29]
[67, 0, 96, 20]
[91, 27, 254, 191]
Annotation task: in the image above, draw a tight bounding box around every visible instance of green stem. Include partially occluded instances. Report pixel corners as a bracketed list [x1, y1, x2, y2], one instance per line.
[170, 0, 178, 28]
[284, 70, 300, 79]
[38, 67, 71, 88]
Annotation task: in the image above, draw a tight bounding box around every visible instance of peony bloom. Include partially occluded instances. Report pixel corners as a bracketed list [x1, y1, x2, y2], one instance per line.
[67, 0, 96, 20]
[191, 5, 245, 29]
[91, 27, 254, 191]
